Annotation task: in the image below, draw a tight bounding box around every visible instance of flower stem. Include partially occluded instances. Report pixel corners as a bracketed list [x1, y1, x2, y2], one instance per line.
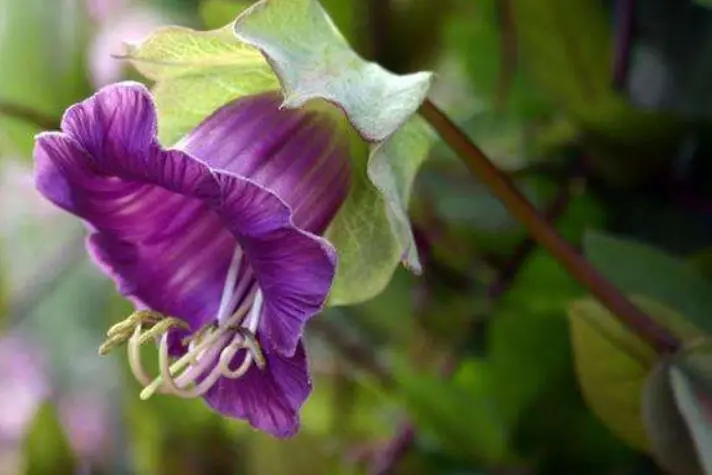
[419, 98, 680, 355]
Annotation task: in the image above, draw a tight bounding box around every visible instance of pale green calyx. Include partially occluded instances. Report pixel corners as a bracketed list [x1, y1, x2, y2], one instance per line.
[234, 0, 435, 304]
[233, 0, 432, 142]
[124, 25, 279, 145]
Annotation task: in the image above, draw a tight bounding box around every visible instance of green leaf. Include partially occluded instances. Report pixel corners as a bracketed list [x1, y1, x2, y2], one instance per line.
[670, 366, 712, 474]
[234, 0, 434, 302]
[126, 25, 279, 144]
[22, 403, 77, 475]
[643, 361, 705, 475]
[568, 296, 698, 451]
[584, 230, 712, 335]
[568, 296, 658, 451]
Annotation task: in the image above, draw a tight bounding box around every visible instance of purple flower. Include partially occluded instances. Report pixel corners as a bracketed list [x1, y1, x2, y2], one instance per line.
[33, 81, 351, 437]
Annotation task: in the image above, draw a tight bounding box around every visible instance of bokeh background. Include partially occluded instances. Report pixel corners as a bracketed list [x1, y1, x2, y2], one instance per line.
[2, 0, 712, 474]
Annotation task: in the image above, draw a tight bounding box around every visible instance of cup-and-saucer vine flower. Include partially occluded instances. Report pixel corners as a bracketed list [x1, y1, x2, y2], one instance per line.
[34, 81, 352, 437]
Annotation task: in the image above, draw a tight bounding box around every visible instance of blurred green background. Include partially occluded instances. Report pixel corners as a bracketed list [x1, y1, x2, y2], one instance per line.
[3, 0, 712, 474]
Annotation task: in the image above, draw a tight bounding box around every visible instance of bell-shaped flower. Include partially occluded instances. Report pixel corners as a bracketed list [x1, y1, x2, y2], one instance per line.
[33, 81, 351, 437]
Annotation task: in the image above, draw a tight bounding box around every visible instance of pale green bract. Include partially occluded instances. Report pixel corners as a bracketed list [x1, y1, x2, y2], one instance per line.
[125, 0, 434, 306]
[234, 0, 434, 302]
[125, 26, 279, 145]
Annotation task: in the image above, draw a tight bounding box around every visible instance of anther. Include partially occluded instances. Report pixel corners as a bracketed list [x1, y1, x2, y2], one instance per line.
[138, 317, 189, 346]
[98, 333, 128, 356]
[106, 310, 162, 338]
[100, 310, 168, 356]
[237, 328, 266, 370]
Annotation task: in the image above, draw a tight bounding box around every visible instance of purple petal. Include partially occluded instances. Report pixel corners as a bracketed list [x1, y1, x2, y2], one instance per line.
[34, 82, 338, 356]
[204, 339, 312, 438]
[61, 82, 158, 174]
[215, 172, 336, 356]
[34, 128, 230, 330]
[177, 92, 351, 235]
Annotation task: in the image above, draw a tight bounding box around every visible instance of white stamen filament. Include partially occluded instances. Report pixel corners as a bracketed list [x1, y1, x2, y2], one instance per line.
[127, 324, 153, 387]
[127, 246, 266, 401]
[244, 291, 263, 334]
[216, 247, 243, 322]
[155, 332, 231, 399]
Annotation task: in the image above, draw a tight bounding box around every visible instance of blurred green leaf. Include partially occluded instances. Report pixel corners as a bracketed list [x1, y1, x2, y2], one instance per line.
[248, 432, 358, 475]
[126, 24, 279, 144]
[510, 0, 609, 116]
[393, 358, 509, 464]
[445, 0, 547, 117]
[643, 361, 704, 475]
[319, 0, 359, 46]
[670, 365, 712, 474]
[511, 0, 683, 183]
[199, 0, 252, 28]
[235, 0, 434, 303]
[0, 0, 90, 155]
[584, 230, 712, 335]
[489, 192, 605, 428]
[22, 403, 77, 475]
[127, 392, 238, 475]
[489, 250, 577, 427]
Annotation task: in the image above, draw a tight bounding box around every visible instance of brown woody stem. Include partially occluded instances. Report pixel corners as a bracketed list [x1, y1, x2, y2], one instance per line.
[419, 98, 679, 355]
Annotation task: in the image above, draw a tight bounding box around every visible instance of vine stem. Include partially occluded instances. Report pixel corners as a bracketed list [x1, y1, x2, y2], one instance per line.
[419, 98, 679, 355]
